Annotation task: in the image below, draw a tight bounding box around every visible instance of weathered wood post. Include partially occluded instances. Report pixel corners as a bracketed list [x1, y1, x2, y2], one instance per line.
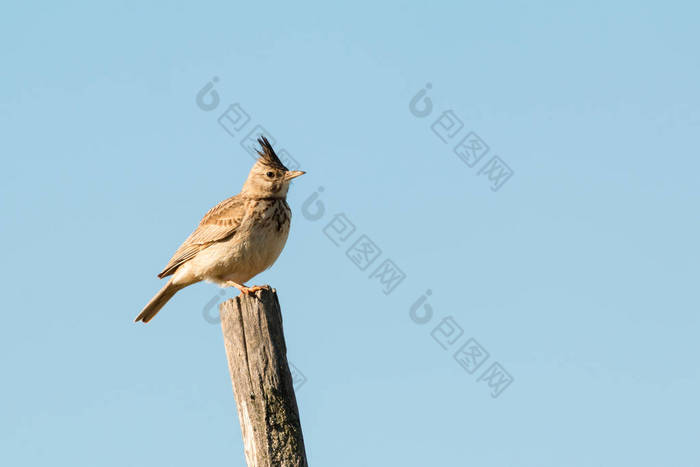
[219, 287, 308, 467]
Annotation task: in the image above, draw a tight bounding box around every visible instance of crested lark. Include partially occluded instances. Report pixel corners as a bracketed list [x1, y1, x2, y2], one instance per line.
[135, 136, 305, 323]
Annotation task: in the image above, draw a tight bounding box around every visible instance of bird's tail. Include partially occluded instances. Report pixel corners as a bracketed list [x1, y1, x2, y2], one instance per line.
[135, 279, 183, 323]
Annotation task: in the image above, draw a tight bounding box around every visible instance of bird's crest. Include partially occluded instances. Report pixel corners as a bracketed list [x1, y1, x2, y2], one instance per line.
[256, 136, 288, 171]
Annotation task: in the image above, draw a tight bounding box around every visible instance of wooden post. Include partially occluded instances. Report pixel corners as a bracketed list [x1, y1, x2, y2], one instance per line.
[219, 287, 308, 467]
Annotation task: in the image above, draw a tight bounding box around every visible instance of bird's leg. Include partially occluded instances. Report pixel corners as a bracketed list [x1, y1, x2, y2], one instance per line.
[224, 281, 250, 294]
[224, 281, 269, 295]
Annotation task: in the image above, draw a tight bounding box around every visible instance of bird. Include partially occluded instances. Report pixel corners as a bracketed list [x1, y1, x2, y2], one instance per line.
[135, 136, 305, 323]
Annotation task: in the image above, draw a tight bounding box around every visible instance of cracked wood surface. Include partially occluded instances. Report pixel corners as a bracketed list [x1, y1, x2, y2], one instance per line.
[220, 288, 308, 467]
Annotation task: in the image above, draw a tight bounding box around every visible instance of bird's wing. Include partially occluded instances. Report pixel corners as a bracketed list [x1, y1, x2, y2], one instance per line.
[157, 195, 247, 278]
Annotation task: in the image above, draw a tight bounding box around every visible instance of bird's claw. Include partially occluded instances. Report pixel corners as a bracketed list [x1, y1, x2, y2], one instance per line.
[224, 281, 270, 296]
[241, 285, 270, 295]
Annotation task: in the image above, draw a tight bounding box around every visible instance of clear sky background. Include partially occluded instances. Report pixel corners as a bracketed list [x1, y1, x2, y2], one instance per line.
[2, 1, 699, 466]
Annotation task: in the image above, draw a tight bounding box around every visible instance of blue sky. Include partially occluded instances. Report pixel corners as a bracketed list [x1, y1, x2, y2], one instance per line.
[1, 1, 699, 466]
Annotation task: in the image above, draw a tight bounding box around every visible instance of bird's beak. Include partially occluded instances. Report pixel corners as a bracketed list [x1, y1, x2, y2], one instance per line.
[284, 170, 306, 181]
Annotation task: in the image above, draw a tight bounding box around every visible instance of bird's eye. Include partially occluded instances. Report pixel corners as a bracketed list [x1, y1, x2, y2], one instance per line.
[266, 172, 275, 178]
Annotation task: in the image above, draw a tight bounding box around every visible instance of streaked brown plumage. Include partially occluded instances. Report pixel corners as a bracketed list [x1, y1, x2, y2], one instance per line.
[135, 137, 305, 323]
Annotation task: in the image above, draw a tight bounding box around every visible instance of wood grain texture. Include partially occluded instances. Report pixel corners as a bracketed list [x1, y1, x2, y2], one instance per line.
[219, 288, 308, 467]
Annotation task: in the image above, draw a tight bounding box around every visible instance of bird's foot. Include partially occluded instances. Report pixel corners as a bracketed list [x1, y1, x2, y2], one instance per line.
[224, 282, 270, 296]
[243, 285, 270, 295]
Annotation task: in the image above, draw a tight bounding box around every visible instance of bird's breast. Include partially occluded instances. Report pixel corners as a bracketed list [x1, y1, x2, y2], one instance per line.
[219, 199, 291, 283]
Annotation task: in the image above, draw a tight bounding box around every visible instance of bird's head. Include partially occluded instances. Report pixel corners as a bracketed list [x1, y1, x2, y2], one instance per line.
[241, 136, 305, 198]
